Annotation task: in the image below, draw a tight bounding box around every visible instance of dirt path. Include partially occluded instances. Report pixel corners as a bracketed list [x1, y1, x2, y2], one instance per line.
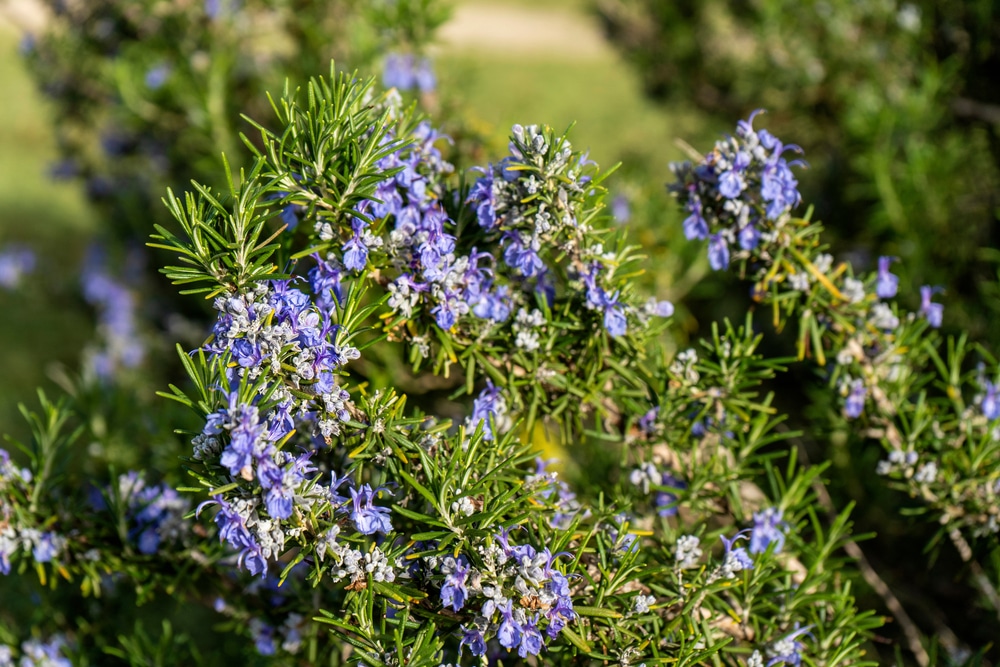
[437, 3, 613, 60]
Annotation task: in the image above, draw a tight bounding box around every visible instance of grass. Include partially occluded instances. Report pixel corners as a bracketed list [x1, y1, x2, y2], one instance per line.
[0, 26, 98, 438]
[438, 53, 716, 182]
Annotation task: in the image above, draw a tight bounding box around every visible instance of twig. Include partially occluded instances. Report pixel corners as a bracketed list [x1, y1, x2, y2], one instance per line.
[812, 470, 930, 667]
[948, 526, 1000, 625]
[782, 426, 930, 667]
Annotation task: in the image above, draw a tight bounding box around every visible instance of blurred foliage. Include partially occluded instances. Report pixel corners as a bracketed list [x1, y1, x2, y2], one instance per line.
[18, 0, 453, 322]
[596, 0, 1000, 342]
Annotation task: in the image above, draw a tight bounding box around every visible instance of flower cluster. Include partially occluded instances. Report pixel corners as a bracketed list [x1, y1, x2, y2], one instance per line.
[80, 248, 145, 379]
[0, 634, 71, 667]
[465, 381, 511, 441]
[1, 449, 66, 576]
[366, 123, 504, 333]
[192, 272, 381, 575]
[709, 530, 755, 582]
[671, 113, 947, 425]
[382, 53, 436, 93]
[213, 565, 311, 656]
[425, 528, 576, 659]
[669, 109, 804, 270]
[749, 507, 789, 554]
[0, 244, 35, 289]
[628, 461, 686, 517]
[116, 472, 189, 555]
[524, 458, 587, 530]
[467, 124, 674, 338]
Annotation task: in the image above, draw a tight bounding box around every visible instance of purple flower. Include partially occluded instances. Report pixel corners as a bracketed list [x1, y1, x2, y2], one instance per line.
[654, 472, 686, 517]
[920, 285, 943, 328]
[383, 53, 416, 90]
[496, 600, 522, 650]
[611, 193, 631, 224]
[603, 301, 628, 337]
[682, 198, 708, 240]
[414, 57, 436, 93]
[80, 248, 146, 378]
[467, 167, 497, 229]
[982, 381, 1000, 420]
[119, 473, 189, 555]
[218, 401, 267, 478]
[844, 380, 867, 419]
[383, 54, 436, 92]
[651, 299, 674, 317]
[738, 223, 760, 251]
[876, 256, 898, 299]
[431, 290, 467, 330]
[502, 232, 545, 278]
[440, 556, 471, 611]
[736, 108, 766, 139]
[349, 484, 393, 535]
[251, 620, 276, 656]
[0, 245, 35, 288]
[342, 220, 369, 272]
[749, 507, 788, 554]
[469, 381, 506, 441]
[473, 286, 512, 322]
[766, 625, 813, 667]
[720, 530, 754, 574]
[17, 636, 70, 667]
[145, 64, 170, 90]
[32, 531, 61, 563]
[199, 495, 268, 577]
[718, 170, 744, 199]
[460, 626, 487, 656]
[760, 157, 801, 220]
[518, 615, 544, 657]
[708, 234, 730, 270]
[637, 406, 659, 435]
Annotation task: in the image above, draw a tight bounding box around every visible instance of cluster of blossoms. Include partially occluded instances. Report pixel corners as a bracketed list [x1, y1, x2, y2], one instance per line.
[708, 530, 755, 582]
[193, 272, 411, 576]
[465, 381, 511, 441]
[213, 570, 310, 657]
[0, 244, 35, 289]
[831, 253, 942, 420]
[192, 269, 390, 575]
[382, 53, 436, 94]
[628, 461, 685, 517]
[115, 472, 189, 555]
[202, 470, 396, 579]
[466, 124, 673, 338]
[247, 614, 307, 657]
[80, 248, 145, 379]
[670, 113, 945, 424]
[1, 449, 65, 576]
[0, 635, 71, 667]
[360, 122, 506, 333]
[669, 109, 804, 270]
[419, 528, 576, 659]
[748, 507, 789, 554]
[524, 458, 587, 530]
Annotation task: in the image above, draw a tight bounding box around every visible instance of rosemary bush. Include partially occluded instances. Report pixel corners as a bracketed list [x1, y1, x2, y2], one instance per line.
[596, 0, 1000, 341]
[2, 9, 1000, 665]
